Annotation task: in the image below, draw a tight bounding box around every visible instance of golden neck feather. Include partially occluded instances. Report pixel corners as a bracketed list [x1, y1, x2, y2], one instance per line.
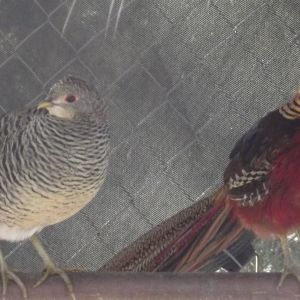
[279, 92, 300, 120]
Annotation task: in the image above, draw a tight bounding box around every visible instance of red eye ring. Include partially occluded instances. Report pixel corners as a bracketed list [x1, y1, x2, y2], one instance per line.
[65, 95, 76, 103]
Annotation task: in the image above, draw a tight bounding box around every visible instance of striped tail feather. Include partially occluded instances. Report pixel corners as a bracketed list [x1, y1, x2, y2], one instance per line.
[100, 188, 255, 272]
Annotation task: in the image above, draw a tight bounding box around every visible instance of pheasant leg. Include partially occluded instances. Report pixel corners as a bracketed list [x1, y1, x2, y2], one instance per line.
[30, 235, 75, 300]
[278, 235, 300, 287]
[0, 249, 27, 299]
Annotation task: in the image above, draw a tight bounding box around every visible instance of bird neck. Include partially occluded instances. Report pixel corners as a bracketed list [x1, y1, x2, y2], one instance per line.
[279, 92, 300, 120]
[39, 110, 107, 141]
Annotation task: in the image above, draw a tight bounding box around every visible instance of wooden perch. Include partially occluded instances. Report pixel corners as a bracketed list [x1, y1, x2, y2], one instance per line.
[5, 272, 300, 300]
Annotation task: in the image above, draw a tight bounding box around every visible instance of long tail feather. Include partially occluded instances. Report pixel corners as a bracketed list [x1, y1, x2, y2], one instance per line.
[100, 188, 255, 272]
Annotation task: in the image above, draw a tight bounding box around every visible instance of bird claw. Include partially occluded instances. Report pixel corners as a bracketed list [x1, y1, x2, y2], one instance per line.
[31, 235, 76, 300]
[277, 264, 300, 289]
[34, 264, 75, 300]
[0, 253, 27, 299]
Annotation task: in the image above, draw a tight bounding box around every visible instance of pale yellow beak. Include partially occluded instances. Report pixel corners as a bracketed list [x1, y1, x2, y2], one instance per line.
[37, 101, 53, 110]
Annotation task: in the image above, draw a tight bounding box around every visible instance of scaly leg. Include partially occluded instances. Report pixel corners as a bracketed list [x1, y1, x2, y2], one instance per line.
[30, 235, 75, 300]
[278, 235, 300, 287]
[0, 249, 27, 299]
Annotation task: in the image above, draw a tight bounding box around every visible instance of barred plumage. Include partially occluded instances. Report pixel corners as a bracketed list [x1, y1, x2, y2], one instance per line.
[0, 76, 110, 299]
[0, 78, 109, 240]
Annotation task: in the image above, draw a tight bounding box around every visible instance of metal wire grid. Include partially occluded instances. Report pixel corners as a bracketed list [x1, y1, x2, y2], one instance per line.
[0, 0, 299, 274]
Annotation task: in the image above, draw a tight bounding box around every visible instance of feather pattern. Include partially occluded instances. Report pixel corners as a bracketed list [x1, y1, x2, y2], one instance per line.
[100, 188, 254, 272]
[224, 93, 300, 237]
[224, 110, 300, 208]
[0, 79, 109, 241]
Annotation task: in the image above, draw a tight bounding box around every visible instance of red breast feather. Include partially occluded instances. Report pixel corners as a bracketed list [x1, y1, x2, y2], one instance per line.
[230, 134, 300, 238]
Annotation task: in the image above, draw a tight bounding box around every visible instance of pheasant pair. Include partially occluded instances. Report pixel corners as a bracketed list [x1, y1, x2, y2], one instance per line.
[103, 90, 300, 287]
[0, 77, 109, 299]
[2, 75, 300, 298]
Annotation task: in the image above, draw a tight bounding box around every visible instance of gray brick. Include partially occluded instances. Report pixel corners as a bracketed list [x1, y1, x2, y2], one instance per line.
[107, 64, 167, 127]
[154, 0, 203, 23]
[36, 0, 64, 14]
[103, 97, 133, 148]
[80, 174, 131, 230]
[263, 45, 300, 96]
[233, 71, 287, 117]
[131, 103, 194, 163]
[140, 2, 233, 91]
[214, 0, 264, 26]
[166, 141, 221, 200]
[134, 174, 192, 225]
[202, 34, 260, 97]
[196, 72, 285, 173]
[196, 111, 246, 179]
[39, 214, 98, 267]
[99, 205, 152, 254]
[0, 57, 42, 111]
[1, 242, 23, 260]
[79, 31, 139, 90]
[6, 240, 44, 274]
[67, 237, 112, 271]
[168, 66, 228, 130]
[0, 0, 46, 64]
[270, 0, 300, 33]
[140, 33, 197, 90]
[196, 113, 251, 179]
[179, 3, 232, 58]
[17, 24, 74, 83]
[116, 0, 172, 52]
[109, 141, 165, 195]
[235, 4, 294, 63]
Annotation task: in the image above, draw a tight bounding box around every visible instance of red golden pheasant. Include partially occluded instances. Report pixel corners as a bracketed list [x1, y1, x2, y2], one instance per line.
[102, 90, 300, 283]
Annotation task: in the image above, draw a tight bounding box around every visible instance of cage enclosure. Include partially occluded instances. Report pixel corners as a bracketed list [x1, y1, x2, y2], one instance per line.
[0, 0, 300, 299]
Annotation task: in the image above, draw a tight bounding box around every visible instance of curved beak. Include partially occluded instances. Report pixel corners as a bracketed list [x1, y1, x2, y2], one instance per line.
[37, 100, 53, 110]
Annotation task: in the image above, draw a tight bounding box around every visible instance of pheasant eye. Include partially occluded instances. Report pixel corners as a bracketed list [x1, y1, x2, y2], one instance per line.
[65, 95, 76, 103]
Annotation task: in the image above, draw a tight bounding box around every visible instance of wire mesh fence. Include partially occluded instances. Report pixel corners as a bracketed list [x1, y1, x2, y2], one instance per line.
[0, 0, 299, 281]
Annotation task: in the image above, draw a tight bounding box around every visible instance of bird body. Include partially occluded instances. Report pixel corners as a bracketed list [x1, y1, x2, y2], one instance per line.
[0, 79, 109, 242]
[225, 93, 300, 238]
[0, 76, 109, 298]
[103, 90, 300, 279]
[228, 125, 300, 237]
[0, 108, 108, 241]
[0, 224, 40, 242]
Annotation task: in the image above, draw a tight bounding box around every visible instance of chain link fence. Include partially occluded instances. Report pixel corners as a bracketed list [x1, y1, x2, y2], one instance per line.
[0, 0, 299, 275]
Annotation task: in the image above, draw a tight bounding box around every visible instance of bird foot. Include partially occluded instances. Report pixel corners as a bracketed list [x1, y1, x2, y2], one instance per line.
[278, 264, 300, 288]
[31, 235, 75, 300]
[34, 262, 75, 300]
[0, 252, 27, 299]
